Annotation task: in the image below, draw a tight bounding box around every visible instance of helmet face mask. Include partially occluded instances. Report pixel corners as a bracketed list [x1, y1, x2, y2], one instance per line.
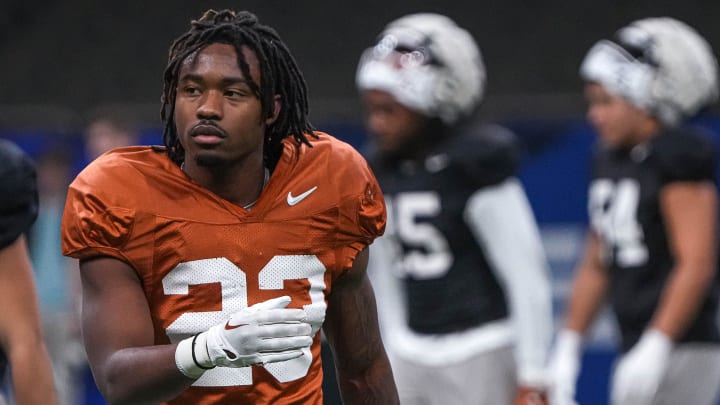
[581, 17, 719, 127]
[580, 40, 656, 111]
[372, 25, 443, 67]
[356, 13, 485, 126]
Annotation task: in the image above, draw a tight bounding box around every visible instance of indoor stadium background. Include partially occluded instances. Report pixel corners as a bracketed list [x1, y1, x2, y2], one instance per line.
[2, 1, 720, 404]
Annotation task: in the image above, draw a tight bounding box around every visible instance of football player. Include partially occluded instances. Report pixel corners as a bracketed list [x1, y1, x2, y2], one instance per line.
[356, 13, 553, 405]
[61, 9, 398, 404]
[548, 17, 720, 405]
[0, 139, 58, 404]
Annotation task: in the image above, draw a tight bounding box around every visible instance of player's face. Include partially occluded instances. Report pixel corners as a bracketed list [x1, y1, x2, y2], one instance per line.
[361, 89, 428, 155]
[174, 43, 276, 168]
[584, 82, 655, 148]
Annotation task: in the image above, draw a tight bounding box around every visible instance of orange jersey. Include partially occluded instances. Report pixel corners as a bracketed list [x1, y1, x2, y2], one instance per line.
[62, 133, 386, 404]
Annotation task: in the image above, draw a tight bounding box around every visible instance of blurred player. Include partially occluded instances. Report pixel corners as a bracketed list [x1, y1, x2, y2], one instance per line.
[356, 13, 553, 405]
[0, 139, 58, 404]
[61, 9, 398, 404]
[29, 146, 85, 405]
[82, 110, 140, 162]
[548, 17, 720, 405]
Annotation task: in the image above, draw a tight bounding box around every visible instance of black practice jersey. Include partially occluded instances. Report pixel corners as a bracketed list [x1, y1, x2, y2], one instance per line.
[0, 139, 38, 378]
[370, 124, 519, 334]
[589, 127, 720, 351]
[0, 139, 38, 250]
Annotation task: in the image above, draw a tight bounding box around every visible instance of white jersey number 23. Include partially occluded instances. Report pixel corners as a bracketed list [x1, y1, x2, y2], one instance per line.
[162, 255, 327, 387]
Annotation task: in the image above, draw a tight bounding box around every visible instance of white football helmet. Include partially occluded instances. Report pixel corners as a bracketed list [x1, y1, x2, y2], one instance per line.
[581, 17, 718, 126]
[356, 13, 485, 125]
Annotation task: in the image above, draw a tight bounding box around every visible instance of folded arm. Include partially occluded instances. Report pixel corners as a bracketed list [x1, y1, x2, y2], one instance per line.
[80, 256, 193, 405]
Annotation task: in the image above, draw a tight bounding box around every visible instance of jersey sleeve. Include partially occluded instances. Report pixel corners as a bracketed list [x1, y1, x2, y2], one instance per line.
[328, 139, 387, 267]
[0, 140, 38, 249]
[451, 124, 520, 189]
[338, 158, 386, 246]
[61, 160, 135, 262]
[652, 128, 717, 184]
[463, 179, 552, 386]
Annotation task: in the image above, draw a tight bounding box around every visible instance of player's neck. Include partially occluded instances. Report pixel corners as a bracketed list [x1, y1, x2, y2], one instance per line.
[629, 118, 663, 147]
[398, 125, 449, 161]
[182, 158, 269, 208]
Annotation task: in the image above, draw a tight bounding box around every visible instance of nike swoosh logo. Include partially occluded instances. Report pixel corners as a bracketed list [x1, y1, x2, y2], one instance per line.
[287, 186, 318, 206]
[224, 321, 248, 330]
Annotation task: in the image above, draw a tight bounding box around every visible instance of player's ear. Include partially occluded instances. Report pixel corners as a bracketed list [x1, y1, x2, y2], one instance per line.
[265, 95, 281, 126]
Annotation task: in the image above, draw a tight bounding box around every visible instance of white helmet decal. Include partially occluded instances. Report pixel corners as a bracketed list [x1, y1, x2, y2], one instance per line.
[356, 13, 485, 125]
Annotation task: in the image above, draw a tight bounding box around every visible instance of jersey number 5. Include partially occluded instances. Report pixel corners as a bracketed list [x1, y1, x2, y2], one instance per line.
[387, 192, 454, 279]
[162, 255, 327, 386]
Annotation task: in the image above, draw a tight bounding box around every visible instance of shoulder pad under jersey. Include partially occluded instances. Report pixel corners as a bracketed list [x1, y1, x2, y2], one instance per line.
[650, 126, 717, 183]
[0, 140, 38, 249]
[446, 123, 520, 188]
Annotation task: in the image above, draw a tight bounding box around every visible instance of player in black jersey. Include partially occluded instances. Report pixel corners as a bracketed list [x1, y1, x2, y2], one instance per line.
[356, 13, 553, 405]
[548, 17, 720, 405]
[0, 139, 57, 404]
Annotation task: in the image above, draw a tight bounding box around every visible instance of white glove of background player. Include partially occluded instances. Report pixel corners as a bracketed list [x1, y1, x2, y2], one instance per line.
[610, 329, 672, 405]
[175, 296, 314, 378]
[547, 329, 582, 405]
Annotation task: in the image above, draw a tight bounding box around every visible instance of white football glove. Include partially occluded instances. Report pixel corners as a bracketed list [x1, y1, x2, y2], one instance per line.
[547, 329, 582, 405]
[175, 296, 314, 378]
[610, 329, 672, 405]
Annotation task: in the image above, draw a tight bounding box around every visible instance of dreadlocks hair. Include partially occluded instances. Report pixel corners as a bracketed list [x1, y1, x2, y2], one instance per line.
[160, 9, 315, 167]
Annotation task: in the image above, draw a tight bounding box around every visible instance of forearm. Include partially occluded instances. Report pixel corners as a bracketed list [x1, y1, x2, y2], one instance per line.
[0, 237, 59, 404]
[94, 344, 194, 404]
[548, 268, 602, 405]
[548, 236, 605, 405]
[337, 353, 399, 405]
[333, 296, 399, 404]
[564, 233, 608, 334]
[327, 250, 399, 404]
[9, 337, 57, 405]
[651, 263, 715, 339]
[78, 257, 195, 404]
[564, 263, 608, 333]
